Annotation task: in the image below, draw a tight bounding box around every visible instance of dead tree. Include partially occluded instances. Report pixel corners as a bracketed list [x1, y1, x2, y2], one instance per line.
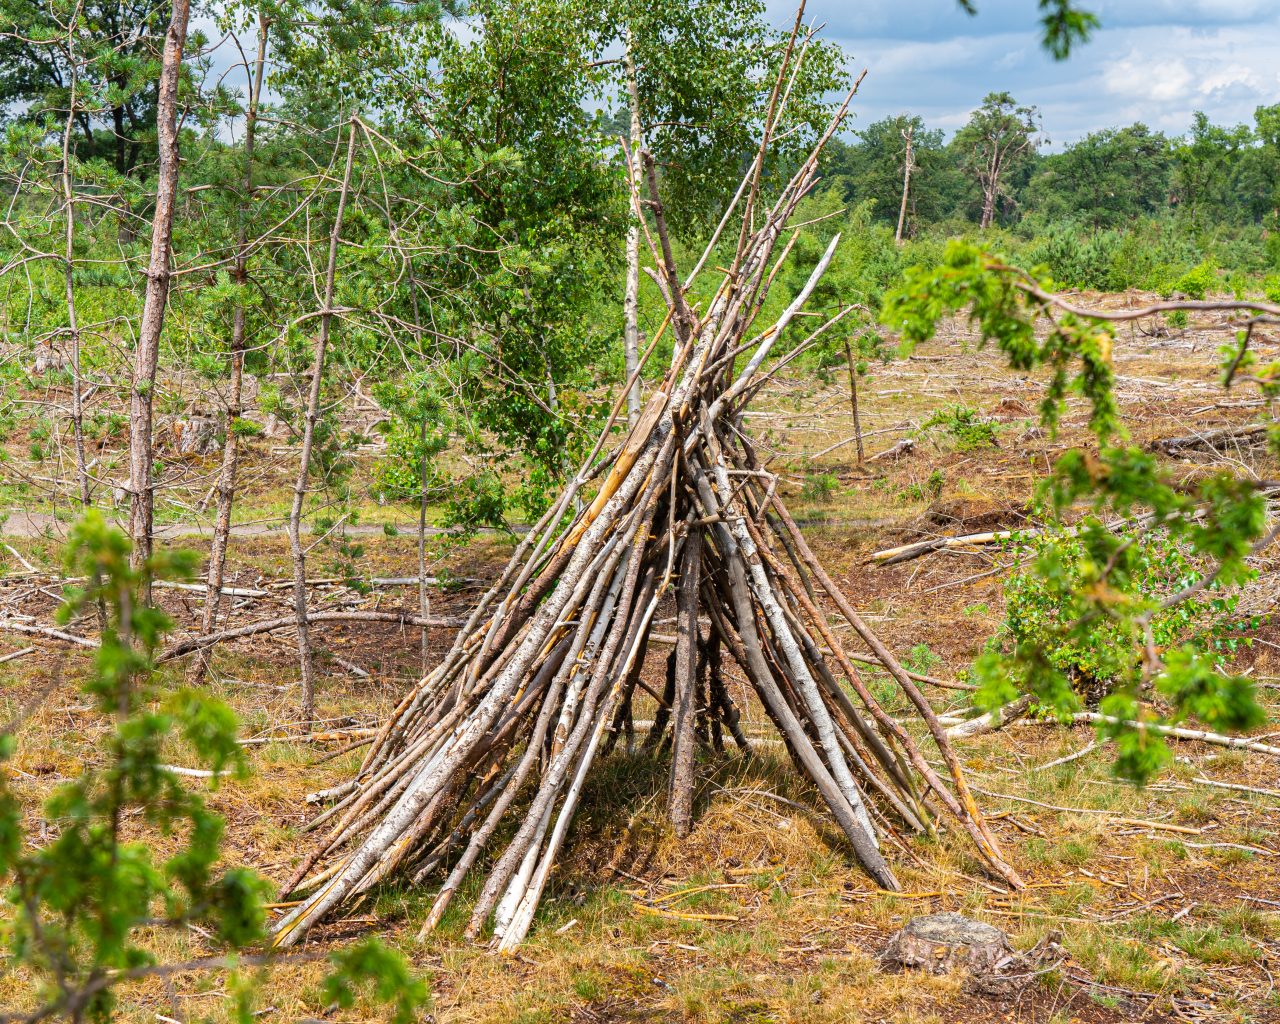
[271, 63, 1021, 951]
[60, 5, 90, 510]
[127, 0, 192, 597]
[894, 124, 913, 245]
[190, 17, 269, 685]
[287, 120, 358, 724]
[843, 338, 865, 464]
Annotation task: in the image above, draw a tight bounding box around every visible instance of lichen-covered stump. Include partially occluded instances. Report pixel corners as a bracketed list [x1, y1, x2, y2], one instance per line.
[882, 913, 1014, 977]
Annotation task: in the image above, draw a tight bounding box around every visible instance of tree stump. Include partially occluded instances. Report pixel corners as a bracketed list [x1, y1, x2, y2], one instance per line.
[166, 413, 219, 455]
[32, 344, 67, 375]
[882, 912, 1013, 978]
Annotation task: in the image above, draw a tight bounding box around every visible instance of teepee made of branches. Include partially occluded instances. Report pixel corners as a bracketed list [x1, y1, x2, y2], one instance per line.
[272, 24, 1023, 950]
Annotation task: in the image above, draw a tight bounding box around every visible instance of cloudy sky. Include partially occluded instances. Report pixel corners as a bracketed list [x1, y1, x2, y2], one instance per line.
[776, 0, 1280, 148]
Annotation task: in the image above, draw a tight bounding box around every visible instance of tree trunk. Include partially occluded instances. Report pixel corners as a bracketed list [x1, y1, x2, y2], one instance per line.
[61, 18, 90, 509]
[895, 125, 913, 245]
[418, 415, 431, 674]
[287, 120, 358, 724]
[622, 29, 643, 429]
[979, 143, 1002, 231]
[979, 184, 996, 230]
[191, 17, 268, 685]
[843, 339, 864, 464]
[127, 0, 192, 597]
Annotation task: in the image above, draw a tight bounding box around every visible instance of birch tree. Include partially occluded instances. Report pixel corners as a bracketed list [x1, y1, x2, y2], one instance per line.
[608, 0, 842, 421]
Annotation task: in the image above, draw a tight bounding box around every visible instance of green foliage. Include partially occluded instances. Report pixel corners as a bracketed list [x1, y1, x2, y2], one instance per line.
[615, 0, 844, 232]
[921, 404, 998, 452]
[954, 92, 1041, 227]
[443, 470, 508, 533]
[995, 529, 1246, 699]
[0, 514, 427, 1019]
[0, 512, 259, 1020]
[1026, 124, 1172, 229]
[323, 938, 431, 1024]
[824, 115, 963, 232]
[899, 469, 945, 504]
[0, 0, 169, 175]
[1167, 260, 1219, 300]
[889, 250, 1271, 783]
[800, 472, 838, 503]
[903, 643, 943, 676]
[955, 0, 1098, 58]
[373, 372, 451, 502]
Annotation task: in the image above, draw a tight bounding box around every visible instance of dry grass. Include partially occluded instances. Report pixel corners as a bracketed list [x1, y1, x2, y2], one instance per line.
[3, 302, 1280, 1022]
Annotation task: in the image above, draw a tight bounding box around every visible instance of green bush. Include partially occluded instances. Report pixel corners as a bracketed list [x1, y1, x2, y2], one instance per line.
[921, 404, 997, 452]
[1024, 225, 1122, 291]
[997, 530, 1249, 692]
[1167, 259, 1219, 299]
[800, 472, 839, 502]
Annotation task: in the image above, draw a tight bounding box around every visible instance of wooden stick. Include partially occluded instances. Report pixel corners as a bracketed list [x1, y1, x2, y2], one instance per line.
[1075, 713, 1280, 757]
[843, 338, 864, 464]
[158, 610, 461, 662]
[668, 528, 701, 837]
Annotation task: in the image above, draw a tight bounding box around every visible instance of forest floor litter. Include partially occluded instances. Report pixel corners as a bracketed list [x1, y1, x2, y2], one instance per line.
[2, 310, 1279, 1022]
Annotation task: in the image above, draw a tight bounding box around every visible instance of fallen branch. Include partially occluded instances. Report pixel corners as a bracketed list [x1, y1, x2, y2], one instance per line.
[155, 580, 267, 598]
[1190, 776, 1280, 800]
[239, 727, 380, 747]
[870, 529, 1031, 566]
[1151, 422, 1269, 455]
[944, 695, 1033, 739]
[1, 542, 38, 574]
[828, 652, 975, 691]
[867, 437, 914, 463]
[1075, 713, 1280, 757]
[161, 764, 223, 778]
[158, 610, 462, 662]
[1037, 739, 1103, 770]
[0, 620, 98, 648]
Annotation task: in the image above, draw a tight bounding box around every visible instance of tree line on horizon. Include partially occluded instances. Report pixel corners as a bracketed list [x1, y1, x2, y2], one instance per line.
[829, 93, 1280, 237]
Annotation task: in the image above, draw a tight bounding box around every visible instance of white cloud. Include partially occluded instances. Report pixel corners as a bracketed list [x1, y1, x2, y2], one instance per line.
[813, 4, 1280, 146]
[1103, 55, 1195, 105]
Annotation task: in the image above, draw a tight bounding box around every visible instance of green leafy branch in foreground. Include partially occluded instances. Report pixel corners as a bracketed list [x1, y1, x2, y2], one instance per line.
[883, 242, 1279, 781]
[0, 512, 427, 1023]
[955, 0, 1098, 60]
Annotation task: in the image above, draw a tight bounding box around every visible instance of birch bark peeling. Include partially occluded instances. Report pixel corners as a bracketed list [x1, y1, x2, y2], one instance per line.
[669, 527, 701, 837]
[622, 28, 643, 428]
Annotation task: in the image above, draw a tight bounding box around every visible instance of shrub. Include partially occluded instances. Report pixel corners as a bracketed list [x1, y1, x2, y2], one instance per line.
[921, 404, 997, 452]
[997, 530, 1247, 697]
[801, 472, 839, 503]
[1167, 260, 1219, 299]
[974, 526, 1261, 780]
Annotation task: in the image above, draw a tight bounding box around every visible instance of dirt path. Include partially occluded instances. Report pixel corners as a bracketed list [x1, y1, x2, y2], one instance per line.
[0, 509, 468, 541]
